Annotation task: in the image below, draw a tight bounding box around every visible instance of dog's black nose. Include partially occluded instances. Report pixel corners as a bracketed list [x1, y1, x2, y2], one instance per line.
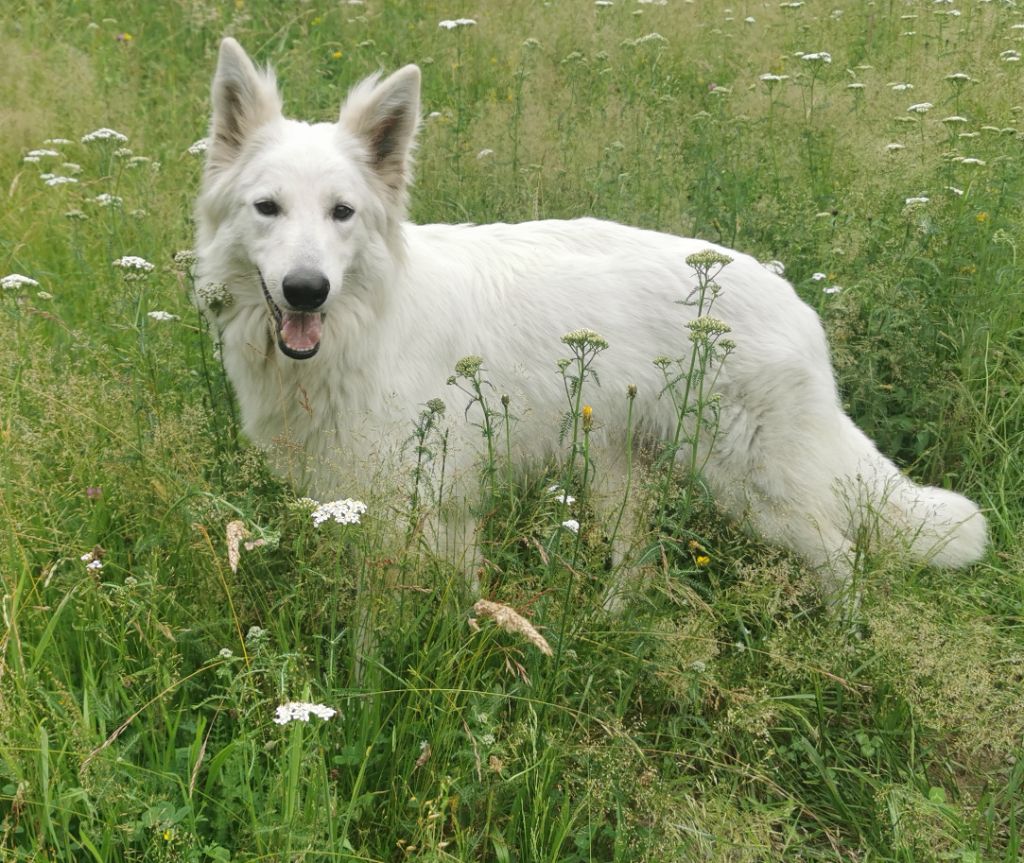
[282, 267, 330, 310]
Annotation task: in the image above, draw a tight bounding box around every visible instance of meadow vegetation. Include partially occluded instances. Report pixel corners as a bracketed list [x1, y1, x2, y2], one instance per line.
[1, 0, 1022, 860]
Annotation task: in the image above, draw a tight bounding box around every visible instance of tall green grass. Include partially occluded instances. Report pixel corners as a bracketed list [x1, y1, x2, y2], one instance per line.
[1, 1, 1022, 860]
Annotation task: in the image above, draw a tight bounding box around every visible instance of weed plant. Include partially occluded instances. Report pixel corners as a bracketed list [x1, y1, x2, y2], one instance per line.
[1, 1, 1022, 861]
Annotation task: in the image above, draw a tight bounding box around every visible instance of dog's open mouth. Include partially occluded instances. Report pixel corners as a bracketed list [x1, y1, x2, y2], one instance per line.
[259, 272, 323, 360]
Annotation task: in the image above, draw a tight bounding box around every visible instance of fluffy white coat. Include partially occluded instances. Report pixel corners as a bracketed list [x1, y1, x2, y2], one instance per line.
[195, 39, 987, 588]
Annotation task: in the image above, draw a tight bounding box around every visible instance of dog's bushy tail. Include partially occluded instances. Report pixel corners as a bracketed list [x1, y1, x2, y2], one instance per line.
[848, 426, 988, 568]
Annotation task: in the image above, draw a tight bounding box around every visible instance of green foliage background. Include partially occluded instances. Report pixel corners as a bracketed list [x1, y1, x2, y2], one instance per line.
[1, 1, 1022, 860]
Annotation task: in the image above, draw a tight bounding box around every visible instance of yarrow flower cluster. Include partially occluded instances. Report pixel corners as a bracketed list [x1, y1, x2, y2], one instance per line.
[453, 354, 484, 378]
[561, 328, 609, 350]
[81, 127, 128, 144]
[801, 51, 832, 63]
[686, 249, 734, 269]
[438, 18, 476, 29]
[196, 281, 234, 313]
[561, 518, 580, 534]
[273, 701, 338, 725]
[172, 249, 197, 270]
[907, 102, 933, 114]
[94, 193, 123, 207]
[23, 148, 60, 163]
[147, 310, 179, 321]
[112, 256, 155, 280]
[187, 138, 208, 155]
[2, 273, 39, 291]
[311, 498, 368, 526]
[548, 485, 576, 506]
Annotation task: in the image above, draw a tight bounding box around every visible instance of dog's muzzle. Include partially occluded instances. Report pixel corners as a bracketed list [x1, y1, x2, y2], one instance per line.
[259, 269, 325, 360]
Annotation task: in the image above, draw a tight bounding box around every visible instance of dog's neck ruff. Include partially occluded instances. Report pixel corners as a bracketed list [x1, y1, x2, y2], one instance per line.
[258, 269, 323, 360]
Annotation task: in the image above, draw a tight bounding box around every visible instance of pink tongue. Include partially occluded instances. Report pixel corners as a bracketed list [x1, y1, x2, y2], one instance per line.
[280, 312, 322, 352]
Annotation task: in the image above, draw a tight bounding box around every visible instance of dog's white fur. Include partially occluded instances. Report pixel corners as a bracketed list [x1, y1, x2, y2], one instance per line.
[195, 38, 987, 589]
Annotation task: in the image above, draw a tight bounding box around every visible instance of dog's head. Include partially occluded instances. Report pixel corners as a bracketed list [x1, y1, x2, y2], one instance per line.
[198, 38, 420, 360]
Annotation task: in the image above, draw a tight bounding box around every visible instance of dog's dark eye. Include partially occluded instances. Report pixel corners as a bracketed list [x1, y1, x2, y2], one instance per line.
[332, 204, 355, 222]
[254, 199, 280, 217]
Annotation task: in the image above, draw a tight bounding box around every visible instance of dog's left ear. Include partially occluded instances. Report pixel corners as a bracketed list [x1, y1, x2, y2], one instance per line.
[339, 65, 421, 195]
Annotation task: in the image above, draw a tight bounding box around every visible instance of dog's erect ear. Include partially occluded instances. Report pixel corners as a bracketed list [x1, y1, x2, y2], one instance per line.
[207, 38, 282, 172]
[338, 65, 421, 194]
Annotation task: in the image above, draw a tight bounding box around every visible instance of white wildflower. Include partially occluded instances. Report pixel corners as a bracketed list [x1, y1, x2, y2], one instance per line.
[595, 1, 613, 6]
[1000, 50, 1021, 62]
[36, 291, 53, 300]
[477, 148, 495, 159]
[62, 162, 82, 174]
[956, 157, 986, 166]
[823, 285, 842, 295]
[759, 73, 790, 82]
[2, 274, 40, 291]
[945, 72, 971, 83]
[547, 485, 576, 506]
[94, 193, 123, 207]
[942, 115, 968, 124]
[43, 176, 78, 186]
[218, 647, 234, 659]
[907, 102, 933, 114]
[630, 32, 668, 46]
[44, 138, 73, 145]
[801, 52, 832, 63]
[438, 18, 476, 29]
[311, 498, 368, 526]
[81, 127, 128, 144]
[172, 249, 197, 269]
[885, 143, 905, 151]
[113, 147, 133, 158]
[25, 148, 60, 161]
[147, 310, 179, 321]
[81, 549, 104, 570]
[113, 255, 154, 272]
[905, 196, 930, 206]
[561, 519, 580, 534]
[889, 82, 914, 91]
[196, 282, 234, 312]
[810, 272, 827, 282]
[273, 701, 338, 725]
[946, 186, 964, 196]
[187, 138, 208, 155]
[847, 83, 865, 90]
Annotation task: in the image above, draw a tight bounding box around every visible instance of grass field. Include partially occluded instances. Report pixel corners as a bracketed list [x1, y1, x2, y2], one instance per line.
[2, 1, 1023, 860]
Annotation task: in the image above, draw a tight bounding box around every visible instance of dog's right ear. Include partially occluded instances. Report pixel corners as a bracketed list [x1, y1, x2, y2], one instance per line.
[207, 38, 282, 172]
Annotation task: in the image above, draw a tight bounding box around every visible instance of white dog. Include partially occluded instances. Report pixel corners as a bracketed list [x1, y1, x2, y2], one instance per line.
[195, 38, 987, 590]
